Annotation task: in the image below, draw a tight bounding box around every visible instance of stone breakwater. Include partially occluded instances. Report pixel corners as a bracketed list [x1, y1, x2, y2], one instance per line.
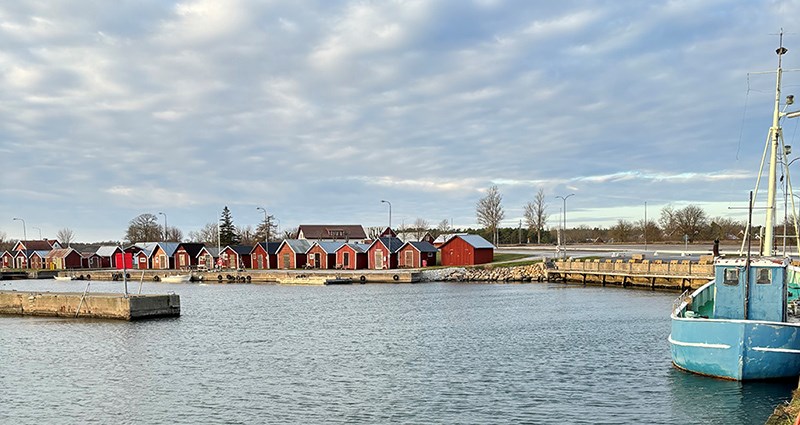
[420, 263, 547, 282]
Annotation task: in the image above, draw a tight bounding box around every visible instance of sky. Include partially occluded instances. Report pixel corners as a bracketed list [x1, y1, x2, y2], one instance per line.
[2, 0, 800, 242]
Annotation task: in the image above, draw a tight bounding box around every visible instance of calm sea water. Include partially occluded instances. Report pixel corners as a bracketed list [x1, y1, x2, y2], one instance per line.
[0, 279, 794, 424]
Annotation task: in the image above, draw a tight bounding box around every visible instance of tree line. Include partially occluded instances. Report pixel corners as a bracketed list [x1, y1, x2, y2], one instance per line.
[475, 185, 751, 245]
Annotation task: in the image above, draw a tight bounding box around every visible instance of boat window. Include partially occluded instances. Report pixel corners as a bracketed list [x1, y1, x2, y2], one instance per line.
[723, 268, 739, 285]
[756, 268, 771, 284]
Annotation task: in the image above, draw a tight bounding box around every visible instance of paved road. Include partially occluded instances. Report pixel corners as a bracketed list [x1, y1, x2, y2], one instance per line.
[495, 242, 746, 261]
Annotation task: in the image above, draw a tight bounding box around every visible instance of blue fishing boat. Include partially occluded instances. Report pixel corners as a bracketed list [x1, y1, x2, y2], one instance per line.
[669, 34, 800, 380]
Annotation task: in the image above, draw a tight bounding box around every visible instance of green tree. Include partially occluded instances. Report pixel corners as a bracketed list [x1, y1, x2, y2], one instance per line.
[219, 206, 240, 246]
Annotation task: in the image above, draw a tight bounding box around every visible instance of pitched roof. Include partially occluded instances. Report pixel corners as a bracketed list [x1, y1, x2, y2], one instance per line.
[95, 245, 122, 257]
[370, 237, 404, 253]
[14, 240, 55, 251]
[177, 243, 205, 258]
[442, 234, 495, 249]
[313, 241, 346, 254]
[405, 241, 438, 253]
[45, 248, 78, 259]
[296, 225, 367, 240]
[223, 245, 253, 255]
[155, 242, 180, 257]
[280, 239, 313, 254]
[197, 246, 220, 258]
[336, 243, 370, 254]
[252, 242, 281, 255]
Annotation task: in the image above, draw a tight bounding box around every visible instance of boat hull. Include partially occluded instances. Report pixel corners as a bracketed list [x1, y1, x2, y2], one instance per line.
[670, 316, 800, 380]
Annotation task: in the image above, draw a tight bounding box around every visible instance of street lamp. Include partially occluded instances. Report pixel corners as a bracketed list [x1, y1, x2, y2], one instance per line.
[12, 217, 27, 241]
[256, 206, 271, 270]
[555, 194, 575, 259]
[158, 212, 167, 242]
[381, 200, 392, 231]
[32, 226, 42, 240]
[13, 217, 27, 269]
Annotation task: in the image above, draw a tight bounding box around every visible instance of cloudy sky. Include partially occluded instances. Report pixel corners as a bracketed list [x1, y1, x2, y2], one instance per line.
[2, 0, 799, 242]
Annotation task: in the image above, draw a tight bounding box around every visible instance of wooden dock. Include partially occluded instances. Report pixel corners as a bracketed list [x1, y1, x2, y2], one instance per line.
[546, 258, 714, 290]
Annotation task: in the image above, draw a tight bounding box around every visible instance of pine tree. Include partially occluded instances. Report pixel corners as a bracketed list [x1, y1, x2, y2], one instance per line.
[219, 206, 240, 246]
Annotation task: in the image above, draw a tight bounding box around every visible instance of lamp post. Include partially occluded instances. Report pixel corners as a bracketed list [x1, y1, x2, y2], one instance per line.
[381, 200, 392, 231]
[555, 194, 574, 259]
[13, 217, 27, 269]
[256, 206, 270, 269]
[158, 212, 167, 242]
[644, 201, 648, 253]
[32, 226, 42, 240]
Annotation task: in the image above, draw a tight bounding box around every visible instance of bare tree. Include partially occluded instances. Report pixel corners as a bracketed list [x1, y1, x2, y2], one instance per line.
[56, 228, 75, 247]
[435, 219, 451, 238]
[412, 218, 429, 240]
[0, 230, 13, 252]
[283, 227, 299, 240]
[165, 226, 183, 242]
[659, 205, 708, 242]
[366, 226, 383, 239]
[238, 225, 257, 246]
[255, 215, 278, 243]
[188, 223, 218, 244]
[609, 220, 635, 242]
[709, 217, 745, 240]
[523, 188, 548, 244]
[635, 219, 662, 242]
[476, 185, 505, 245]
[125, 213, 162, 243]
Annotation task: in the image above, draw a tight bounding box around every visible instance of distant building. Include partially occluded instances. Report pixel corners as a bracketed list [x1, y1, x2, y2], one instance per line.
[307, 241, 345, 269]
[250, 242, 281, 270]
[276, 239, 312, 269]
[335, 243, 370, 270]
[45, 248, 83, 269]
[296, 225, 367, 241]
[367, 237, 404, 269]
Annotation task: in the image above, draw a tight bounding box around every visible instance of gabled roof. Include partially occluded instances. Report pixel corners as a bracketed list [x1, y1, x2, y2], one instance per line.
[32, 250, 49, 258]
[197, 246, 220, 258]
[154, 242, 180, 257]
[45, 248, 78, 259]
[296, 225, 367, 240]
[176, 243, 205, 258]
[369, 237, 404, 253]
[335, 243, 370, 254]
[13, 240, 56, 251]
[441, 234, 495, 250]
[252, 242, 281, 255]
[433, 233, 468, 244]
[278, 239, 313, 254]
[222, 245, 253, 255]
[403, 241, 438, 253]
[95, 245, 122, 257]
[311, 241, 345, 254]
[1, 250, 12, 257]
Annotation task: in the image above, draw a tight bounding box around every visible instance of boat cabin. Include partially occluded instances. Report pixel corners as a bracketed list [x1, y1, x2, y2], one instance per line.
[713, 257, 787, 322]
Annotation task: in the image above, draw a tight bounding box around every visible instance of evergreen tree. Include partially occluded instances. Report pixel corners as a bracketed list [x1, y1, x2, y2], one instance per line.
[219, 206, 240, 246]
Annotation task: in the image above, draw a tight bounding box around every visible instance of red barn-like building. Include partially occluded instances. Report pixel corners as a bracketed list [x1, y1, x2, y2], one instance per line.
[174, 243, 205, 270]
[367, 237, 404, 270]
[276, 240, 312, 269]
[250, 242, 280, 270]
[220, 245, 253, 270]
[335, 243, 369, 270]
[1, 251, 12, 268]
[307, 241, 344, 269]
[439, 234, 494, 266]
[45, 248, 83, 269]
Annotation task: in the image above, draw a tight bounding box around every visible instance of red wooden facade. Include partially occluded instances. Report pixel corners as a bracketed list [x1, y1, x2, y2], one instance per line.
[174, 243, 204, 270]
[133, 251, 150, 269]
[250, 242, 280, 270]
[439, 235, 494, 266]
[220, 246, 252, 270]
[45, 248, 83, 269]
[276, 241, 310, 269]
[151, 245, 172, 270]
[197, 247, 219, 270]
[306, 242, 342, 269]
[397, 242, 438, 268]
[1, 251, 12, 268]
[367, 238, 402, 270]
[335, 244, 368, 270]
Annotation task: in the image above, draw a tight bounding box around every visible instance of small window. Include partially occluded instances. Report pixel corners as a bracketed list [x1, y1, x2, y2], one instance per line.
[756, 268, 771, 285]
[723, 268, 739, 285]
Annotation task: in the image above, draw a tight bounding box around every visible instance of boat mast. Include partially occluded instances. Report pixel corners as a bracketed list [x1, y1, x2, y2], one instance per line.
[763, 32, 787, 256]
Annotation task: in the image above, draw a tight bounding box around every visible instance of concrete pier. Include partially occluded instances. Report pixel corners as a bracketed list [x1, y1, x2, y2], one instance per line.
[0, 290, 180, 320]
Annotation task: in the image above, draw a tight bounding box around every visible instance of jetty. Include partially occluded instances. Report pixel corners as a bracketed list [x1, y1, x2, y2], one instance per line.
[53, 269, 423, 284]
[0, 290, 180, 320]
[545, 257, 714, 290]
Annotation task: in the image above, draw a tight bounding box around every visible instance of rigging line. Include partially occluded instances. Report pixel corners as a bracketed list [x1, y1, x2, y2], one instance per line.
[736, 75, 752, 160]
